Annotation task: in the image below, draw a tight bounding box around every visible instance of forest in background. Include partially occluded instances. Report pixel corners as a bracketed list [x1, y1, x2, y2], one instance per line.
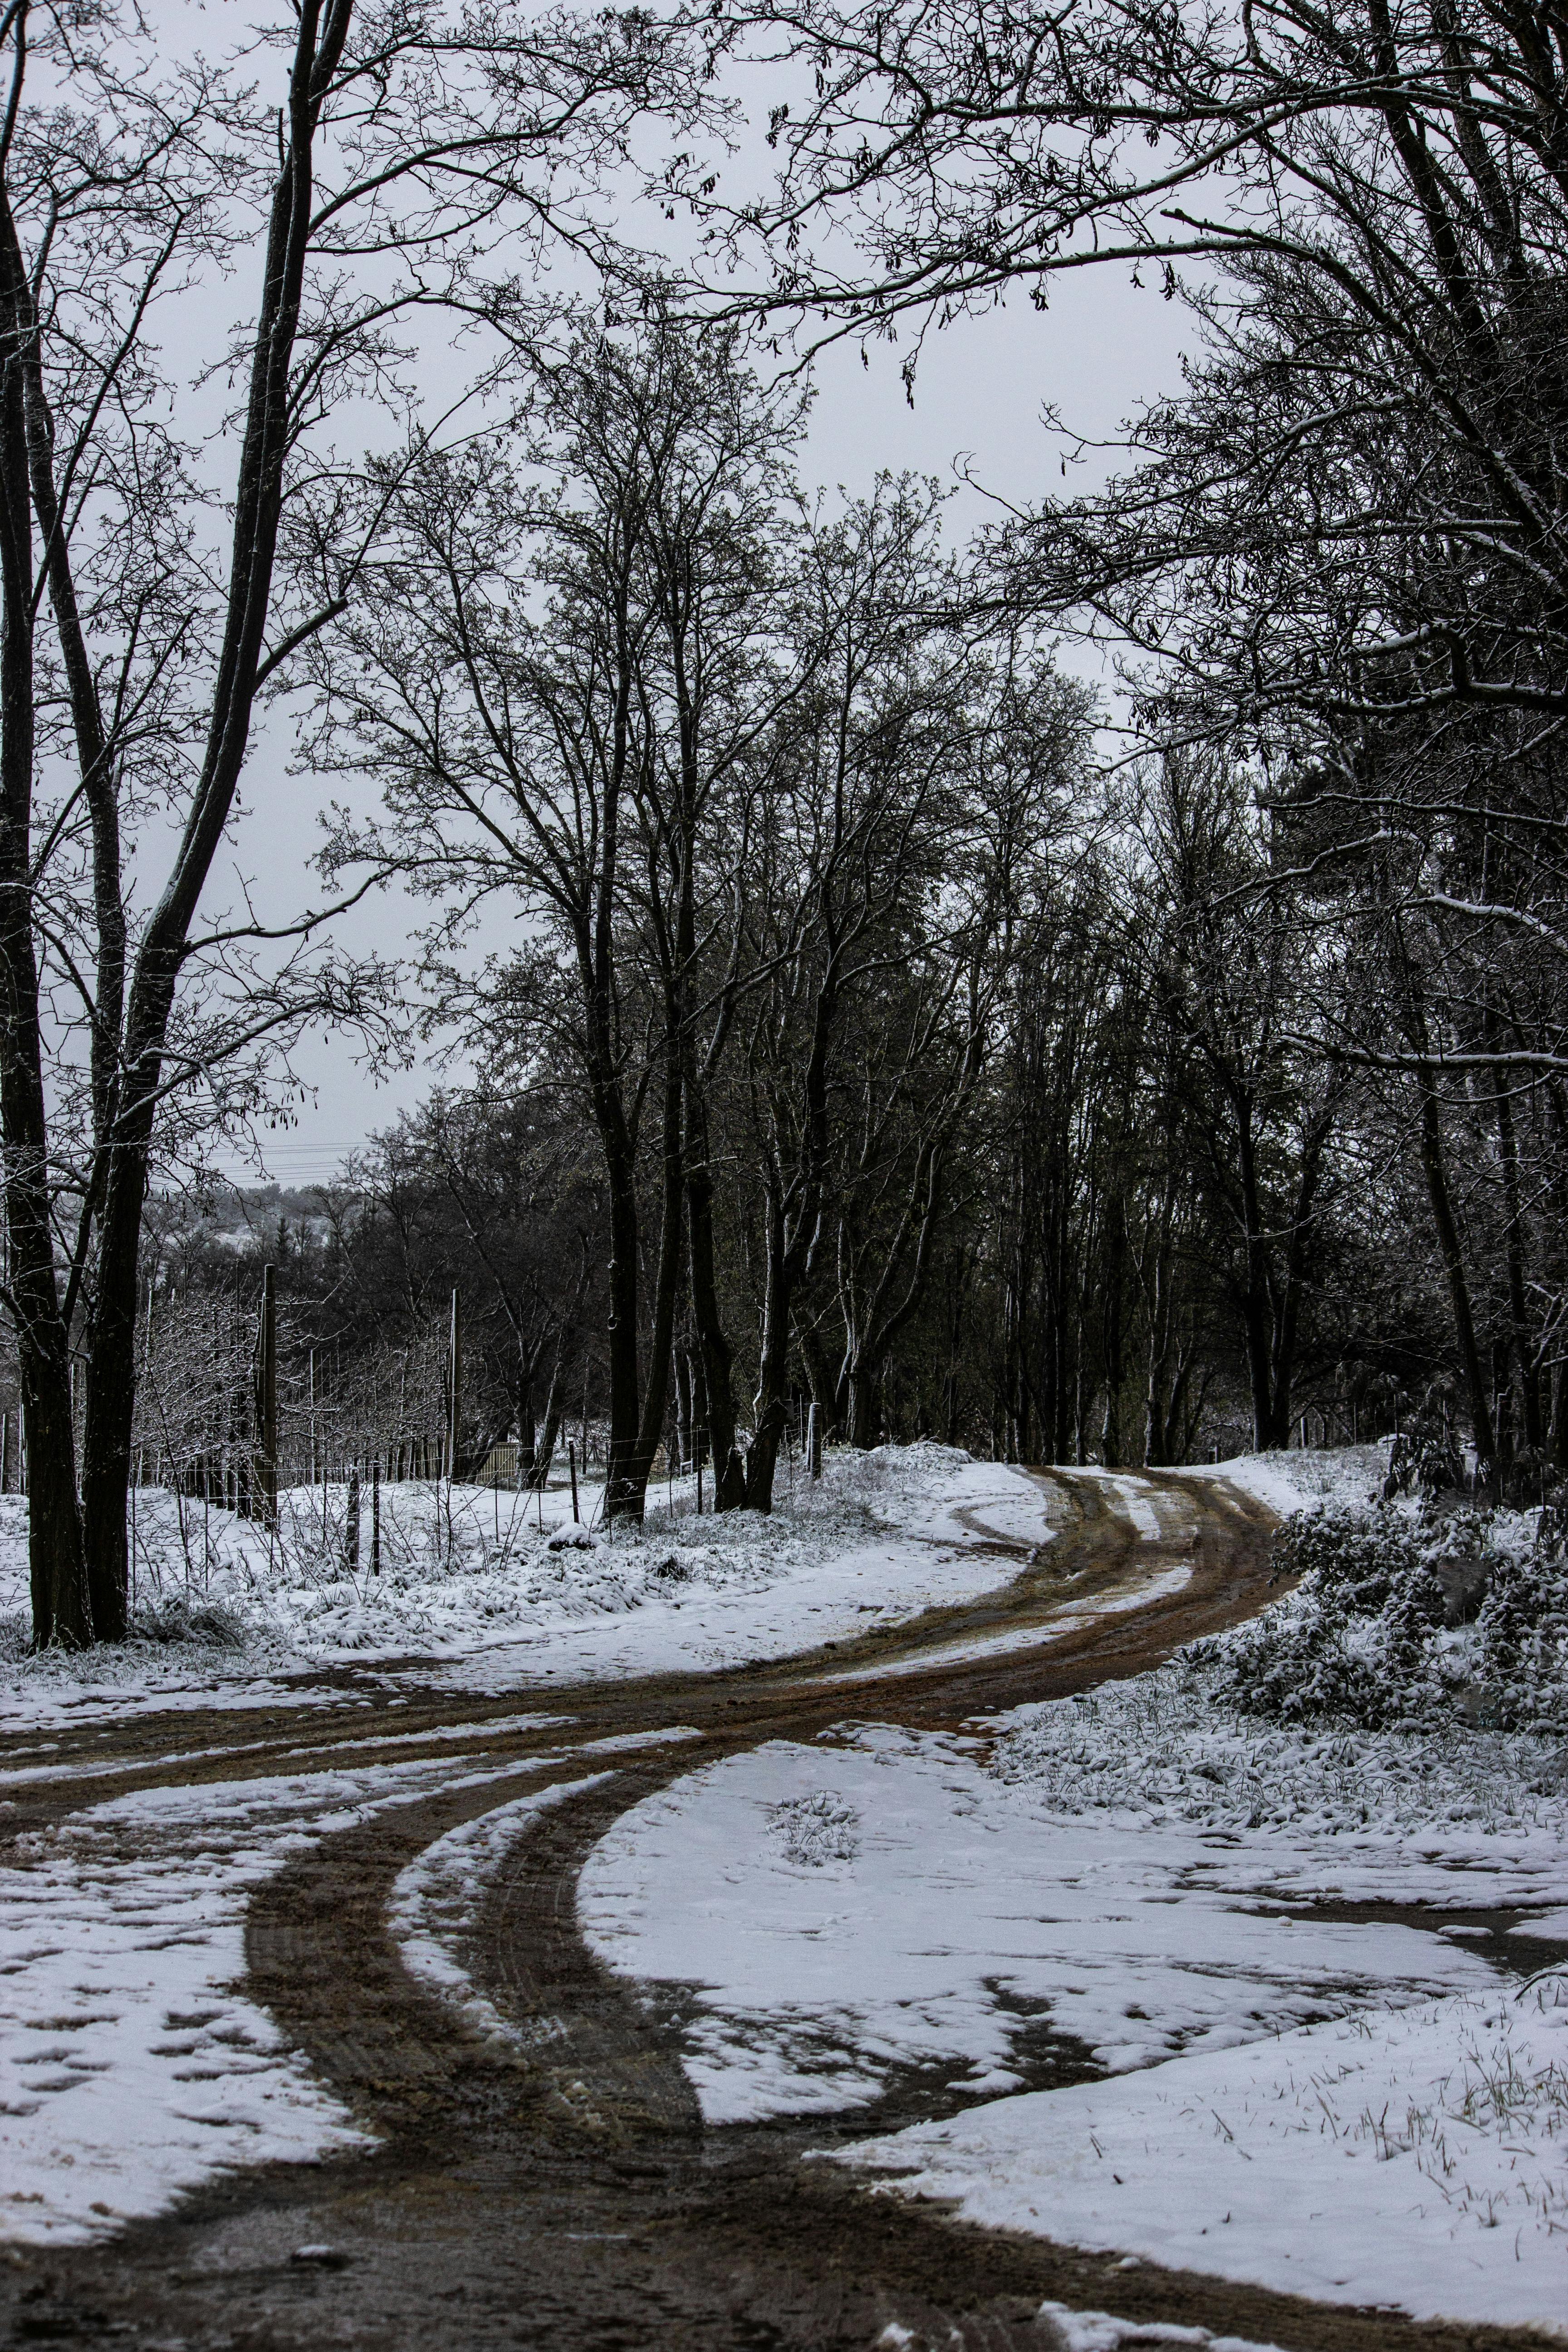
[1, 0, 1564, 1642]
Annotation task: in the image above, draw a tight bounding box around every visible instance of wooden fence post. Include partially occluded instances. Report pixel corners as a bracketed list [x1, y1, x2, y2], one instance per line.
[255, 1264, 278, 1532]
[447, 1287, 462, 1484]
[345, 1463, 361, 1573]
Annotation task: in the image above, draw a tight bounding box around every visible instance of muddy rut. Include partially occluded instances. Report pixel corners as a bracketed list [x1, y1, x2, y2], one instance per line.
[0, 1472, 1548, 2352]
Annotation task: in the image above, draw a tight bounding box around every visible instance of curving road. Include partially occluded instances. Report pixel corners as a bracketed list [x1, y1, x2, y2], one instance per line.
[0, 1471, 1547, 2352]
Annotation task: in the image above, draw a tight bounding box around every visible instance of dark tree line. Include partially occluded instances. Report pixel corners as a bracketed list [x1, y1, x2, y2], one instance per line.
[675, 0, 1568, 1489]
[156, 721, 1478, 1503]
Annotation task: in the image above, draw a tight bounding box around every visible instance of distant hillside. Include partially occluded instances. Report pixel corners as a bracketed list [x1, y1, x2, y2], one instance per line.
[144, 1180, 363, 1255]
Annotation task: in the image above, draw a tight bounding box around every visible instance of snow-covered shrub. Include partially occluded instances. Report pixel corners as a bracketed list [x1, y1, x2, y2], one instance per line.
[129, 1593, 249, 1647]
[772, 1790, 860, 1866]
[0, 1592, 249, 1658]
[1196, 1497, 1568, 1729]
[1472, 1493, 1568, 1728]
[995, 1665, 1568, 1837]
[1272, 1508, 1443, 1620]
[1427, 1508, 1497, 1622]
[1197, 1508, 1449, 1725]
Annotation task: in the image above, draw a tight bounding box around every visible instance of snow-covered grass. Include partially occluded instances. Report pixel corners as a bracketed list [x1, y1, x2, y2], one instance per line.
[838, 1980, 1568, 2335]
[993, 1668, 1568, 1851]
[1215, 1441, 1393, 1519]
[0, 1445, 1061, 1721]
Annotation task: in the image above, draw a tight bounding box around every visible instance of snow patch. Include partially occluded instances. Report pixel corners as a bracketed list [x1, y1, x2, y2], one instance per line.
[840, 1983, 1568, 2335]
[1035, 2306, 1283, 2352]
[578, 1733, 1503, 2124]
[387, 1775, 612, 2047]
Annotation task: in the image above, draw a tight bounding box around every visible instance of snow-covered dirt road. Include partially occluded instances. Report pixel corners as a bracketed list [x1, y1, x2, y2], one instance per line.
[0, 1463, 1553, 2352]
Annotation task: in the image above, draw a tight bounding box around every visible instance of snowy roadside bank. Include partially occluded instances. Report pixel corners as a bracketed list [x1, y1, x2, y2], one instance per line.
[0, 1445, 1063, 1727]
[1213, 1441, 1394, 1520]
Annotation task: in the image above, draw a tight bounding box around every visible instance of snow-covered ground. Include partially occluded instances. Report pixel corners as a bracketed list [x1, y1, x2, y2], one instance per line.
[839, 1983, 1568, 2333]
[0, 1718, 716, 2247]
[1031, 2304, 1283, 2352]
[578, 1729, 1517, 2122]
[18, 1433, 1563, 2330]
[1214, 1441, 1392, 1520]
[567, 1446, 1568, 2335]
[0, 1446, 1065, 1725]
[0, 1744, 552, 2243]
[578, 1701, 1568, 2329]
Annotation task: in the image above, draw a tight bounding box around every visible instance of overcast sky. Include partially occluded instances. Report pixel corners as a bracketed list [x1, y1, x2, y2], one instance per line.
[192, 29, 1193, 1190]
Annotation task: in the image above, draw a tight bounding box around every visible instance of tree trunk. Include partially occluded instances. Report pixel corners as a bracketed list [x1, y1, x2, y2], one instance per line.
[942, 1250, 971, 1449]
[794, 1315, 840, 1437]
[516, 1368, 537, 1481]
[613, 1057, 683, 1522]
[1418, 1077, 1499, 1470]
[688, 1321, 711, 1471]
[78, 0, 356, 1637]
[530, 1329, 572, 1489]
[684, 1083, 744, 1507]
[1142, 1223, 1177, 1468]
[847, 1364, 880, 1448]
[1100, 1193, 1127, 1467]
[1233, 1096, 1283, 1448]
[1492, 1058, 1543, 1454]
[601, 1129, 645, 1521]
[534, 1401, 562, 1489]
[1264, 1106, 1333, 1464]
[674, 1337, 693, 1472]
[78, 1100, 154, 1639]
[841, 1139, 947, 1453]
[0, 214, 88, 1644]
[745, 1192, 794, 1512]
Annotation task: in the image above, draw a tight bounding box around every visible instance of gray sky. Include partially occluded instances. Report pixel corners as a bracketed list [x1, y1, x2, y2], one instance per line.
[194, 45, 1192, 1189]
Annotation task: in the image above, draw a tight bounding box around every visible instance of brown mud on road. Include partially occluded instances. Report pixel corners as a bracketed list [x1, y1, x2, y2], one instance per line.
[0, 1471, 1552, 2352]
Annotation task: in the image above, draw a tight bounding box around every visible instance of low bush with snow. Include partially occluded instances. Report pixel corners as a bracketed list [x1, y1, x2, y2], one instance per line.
[995, 1661, 1568, 1840]
[1191, 1484, 1568, 1731]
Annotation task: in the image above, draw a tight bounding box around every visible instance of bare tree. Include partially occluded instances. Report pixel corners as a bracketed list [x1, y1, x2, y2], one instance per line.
[723, 480, 984, 1500]
[317, 320, 812, 1522]
[0, 0, 711, 1641]
[687, 0, 1568, 1471]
